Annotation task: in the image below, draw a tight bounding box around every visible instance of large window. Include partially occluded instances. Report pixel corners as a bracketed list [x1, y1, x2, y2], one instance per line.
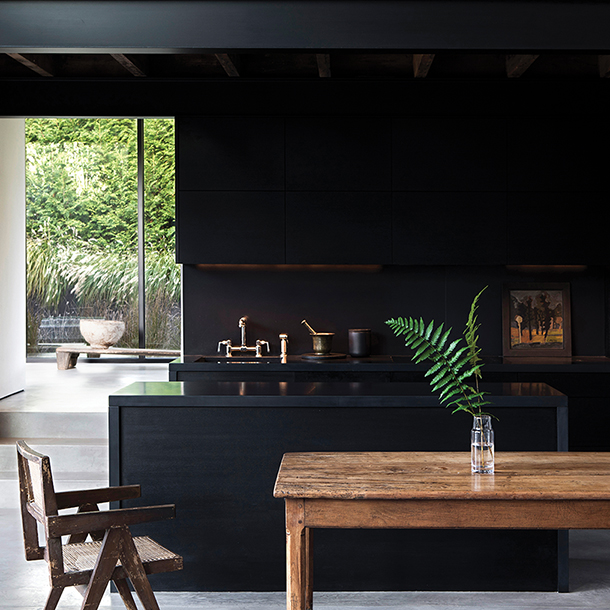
[25, 118, 179, 356]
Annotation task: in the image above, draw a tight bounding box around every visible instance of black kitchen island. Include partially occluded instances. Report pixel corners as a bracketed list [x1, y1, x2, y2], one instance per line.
[109, 381, 567, 592]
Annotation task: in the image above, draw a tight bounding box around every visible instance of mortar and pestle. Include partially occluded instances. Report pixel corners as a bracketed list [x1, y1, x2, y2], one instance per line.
[301, 320, 334, 354]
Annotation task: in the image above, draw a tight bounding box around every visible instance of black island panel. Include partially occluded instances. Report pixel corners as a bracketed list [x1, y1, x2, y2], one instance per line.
[109, 381, 567, 593]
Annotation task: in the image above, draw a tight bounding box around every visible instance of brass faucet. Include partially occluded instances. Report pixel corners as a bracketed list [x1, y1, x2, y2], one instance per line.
[218, 317, 270, 357]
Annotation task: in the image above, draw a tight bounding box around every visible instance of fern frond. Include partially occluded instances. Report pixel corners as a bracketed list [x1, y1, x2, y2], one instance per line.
[386, 286, 492, 418]
[430, 323, 444, 345]
[424, 360, 445, 378]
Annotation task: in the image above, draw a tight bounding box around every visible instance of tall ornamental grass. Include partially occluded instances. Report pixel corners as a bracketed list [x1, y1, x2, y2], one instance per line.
[26, 233, 180, 352]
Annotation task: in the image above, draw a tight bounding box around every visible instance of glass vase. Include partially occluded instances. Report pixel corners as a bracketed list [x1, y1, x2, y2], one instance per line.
[471, 414, 494, 474]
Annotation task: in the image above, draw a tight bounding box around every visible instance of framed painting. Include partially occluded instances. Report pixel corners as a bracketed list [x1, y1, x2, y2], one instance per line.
[502, 283, 572, 361]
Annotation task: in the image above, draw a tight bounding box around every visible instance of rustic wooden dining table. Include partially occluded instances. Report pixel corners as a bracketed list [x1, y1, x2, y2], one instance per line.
[273, 451, 610, 610]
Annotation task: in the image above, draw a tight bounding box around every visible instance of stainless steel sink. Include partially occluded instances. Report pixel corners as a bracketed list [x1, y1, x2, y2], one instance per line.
[195, 356, 281, 363]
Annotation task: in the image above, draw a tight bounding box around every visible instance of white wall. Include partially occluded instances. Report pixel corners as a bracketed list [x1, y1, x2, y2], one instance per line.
[0, 119, 26, 399]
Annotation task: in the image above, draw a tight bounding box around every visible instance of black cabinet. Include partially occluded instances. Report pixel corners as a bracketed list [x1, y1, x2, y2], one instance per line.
[393, 192, 507, 264]
[393, 117, 506, 191]
[178, 116, 284, 191]
[176, 115, 609, 265]
[506, 192, 609, 265]
[176, 191, 285, 264]
[176, 116, 286, 263]
[285, 192, 392, 264]
[504, 118, 610, 264]
[507, 118, 610, 193]
[285, 117, 391, 191]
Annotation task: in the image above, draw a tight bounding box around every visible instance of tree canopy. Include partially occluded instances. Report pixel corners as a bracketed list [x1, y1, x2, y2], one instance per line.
[25, 118, 175, 253]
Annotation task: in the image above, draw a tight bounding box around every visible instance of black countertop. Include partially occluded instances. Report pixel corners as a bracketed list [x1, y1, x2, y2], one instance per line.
[110, 380, 566, 408]
[169, 354, 610, 373]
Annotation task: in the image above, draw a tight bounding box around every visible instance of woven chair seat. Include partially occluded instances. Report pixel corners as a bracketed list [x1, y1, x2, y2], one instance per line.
[63, 536, 179, 574]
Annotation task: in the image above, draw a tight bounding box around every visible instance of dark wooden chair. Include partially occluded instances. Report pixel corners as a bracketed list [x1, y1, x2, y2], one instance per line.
[16, 440, 183, 610]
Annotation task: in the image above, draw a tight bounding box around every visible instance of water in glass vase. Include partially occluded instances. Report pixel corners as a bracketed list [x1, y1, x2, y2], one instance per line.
[471, 415, 494, 474]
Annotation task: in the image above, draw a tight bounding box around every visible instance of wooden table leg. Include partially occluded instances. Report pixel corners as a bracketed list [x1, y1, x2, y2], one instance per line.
[285, 498, 307, 610]
[305, 527, 313, 610]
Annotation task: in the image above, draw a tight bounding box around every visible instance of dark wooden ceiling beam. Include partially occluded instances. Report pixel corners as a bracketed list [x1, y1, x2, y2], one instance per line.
[316, 54, 331, 77]
[6, 53, 53, 77]
[413, 53, 435, 78]
[598, 55, 610, 78]
[110, 53, 146, 77]
[215, 53, 240, 77]
[506, 54, 539, 77]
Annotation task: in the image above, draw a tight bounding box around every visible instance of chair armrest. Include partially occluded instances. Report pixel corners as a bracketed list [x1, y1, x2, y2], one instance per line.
[55, 485, 141, 510]
[47, 504, 175, 538]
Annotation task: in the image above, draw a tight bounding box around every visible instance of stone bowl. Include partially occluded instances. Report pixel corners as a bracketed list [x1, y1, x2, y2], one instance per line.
[79, 319, 125, 348]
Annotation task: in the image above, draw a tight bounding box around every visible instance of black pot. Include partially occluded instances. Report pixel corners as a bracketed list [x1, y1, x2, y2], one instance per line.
[348, 328, 371, 357]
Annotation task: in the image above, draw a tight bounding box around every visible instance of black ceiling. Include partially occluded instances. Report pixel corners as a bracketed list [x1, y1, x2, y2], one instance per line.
[1, 52, 607, 80]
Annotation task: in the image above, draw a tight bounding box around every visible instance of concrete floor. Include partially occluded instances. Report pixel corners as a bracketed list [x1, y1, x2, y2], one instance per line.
[2, 362, 610, 609]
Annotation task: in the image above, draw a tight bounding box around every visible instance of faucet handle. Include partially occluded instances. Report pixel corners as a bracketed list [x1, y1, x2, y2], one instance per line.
[218, 339, 232, 355]
[256, 339, 270, 356]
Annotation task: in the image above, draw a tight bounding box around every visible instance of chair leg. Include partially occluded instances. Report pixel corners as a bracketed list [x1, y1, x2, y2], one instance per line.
[113, 579, 138, 610]
[44, 586, 64, 610]
[117, 528, 160, 610]
[81, 528, 122, 610]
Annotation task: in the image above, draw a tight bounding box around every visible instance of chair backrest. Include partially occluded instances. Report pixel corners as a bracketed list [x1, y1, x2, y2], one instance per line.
[16, 441, 59, 562]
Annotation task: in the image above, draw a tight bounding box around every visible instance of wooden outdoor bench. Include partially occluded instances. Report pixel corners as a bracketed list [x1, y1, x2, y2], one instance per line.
[56, 344, 180, 369]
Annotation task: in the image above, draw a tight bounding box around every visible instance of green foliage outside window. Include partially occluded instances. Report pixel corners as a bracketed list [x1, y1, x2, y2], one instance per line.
[25, 118, 180, 354]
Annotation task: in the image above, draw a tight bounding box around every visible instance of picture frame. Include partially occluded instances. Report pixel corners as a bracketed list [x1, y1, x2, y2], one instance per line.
[502, 283, 572, 362]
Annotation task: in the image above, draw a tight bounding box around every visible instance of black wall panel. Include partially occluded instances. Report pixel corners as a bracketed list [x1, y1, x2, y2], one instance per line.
[4, 79, 610, 119]
[285, 192, 392, 264]
[181, 263, 607, 358]
[182, 264, 448, 356]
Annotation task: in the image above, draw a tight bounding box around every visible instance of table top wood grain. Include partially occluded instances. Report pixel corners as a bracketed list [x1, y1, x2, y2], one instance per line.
[273, 452, 610, 501]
